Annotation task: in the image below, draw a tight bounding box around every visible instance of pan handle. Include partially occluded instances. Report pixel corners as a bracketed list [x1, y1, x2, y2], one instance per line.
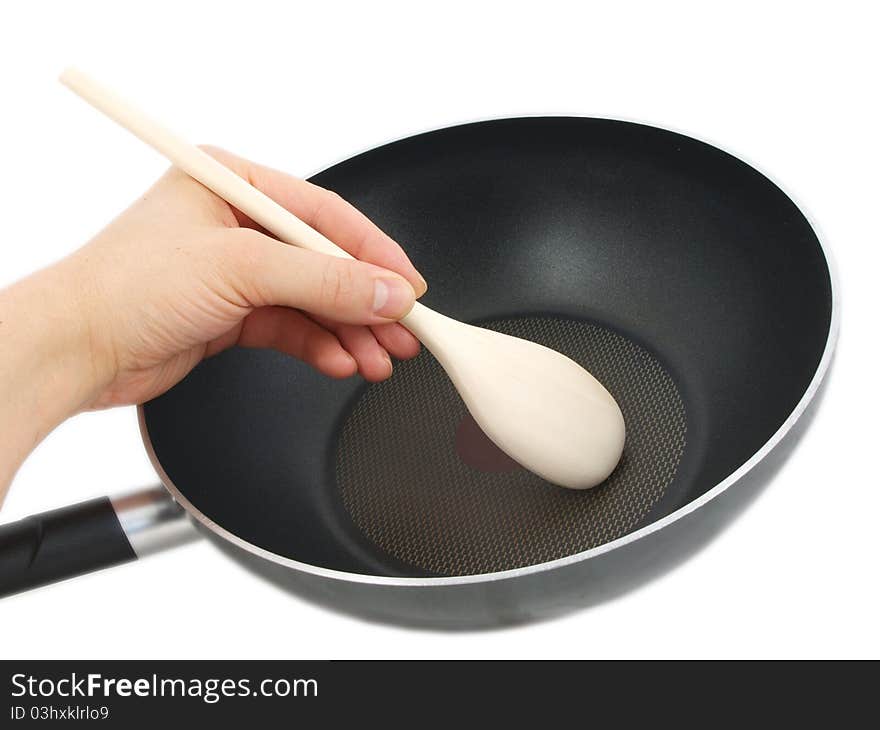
[0, 485, 198, 598]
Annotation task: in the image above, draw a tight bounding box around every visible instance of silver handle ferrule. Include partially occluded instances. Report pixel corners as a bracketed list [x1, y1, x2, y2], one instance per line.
[111, 486, 198, 557]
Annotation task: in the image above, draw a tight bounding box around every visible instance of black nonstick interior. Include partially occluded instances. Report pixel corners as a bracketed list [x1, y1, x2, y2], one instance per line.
[336, 316, 687, 576]
[142, 117, 833, 578]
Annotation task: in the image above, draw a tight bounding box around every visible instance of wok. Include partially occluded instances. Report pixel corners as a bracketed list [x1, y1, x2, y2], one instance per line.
[0, 117, 837, 627]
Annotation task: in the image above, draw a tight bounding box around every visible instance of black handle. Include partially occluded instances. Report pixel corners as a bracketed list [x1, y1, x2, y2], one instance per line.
[0, 497, 136, 598]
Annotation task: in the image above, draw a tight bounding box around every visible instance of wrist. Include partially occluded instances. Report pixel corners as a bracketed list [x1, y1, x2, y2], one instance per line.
[0, 262, 105, 495]
[31, 259, 110, 413]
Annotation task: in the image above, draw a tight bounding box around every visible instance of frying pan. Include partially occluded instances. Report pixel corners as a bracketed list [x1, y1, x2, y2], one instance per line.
[0, 117, 837, 627]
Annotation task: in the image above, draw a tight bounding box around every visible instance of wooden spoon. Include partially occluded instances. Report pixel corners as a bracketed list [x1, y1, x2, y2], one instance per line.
[60, 67, 625, 489]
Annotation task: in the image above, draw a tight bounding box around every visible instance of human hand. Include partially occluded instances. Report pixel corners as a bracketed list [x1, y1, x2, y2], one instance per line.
[69, 147, 427, 408]
[0, 148, 425, 495]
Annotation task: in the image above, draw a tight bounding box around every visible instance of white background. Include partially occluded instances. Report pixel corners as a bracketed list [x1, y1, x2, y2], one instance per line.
[1, 1, 877, 659]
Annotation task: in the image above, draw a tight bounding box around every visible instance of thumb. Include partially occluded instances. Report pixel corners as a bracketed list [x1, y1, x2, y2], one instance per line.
[220, 229, 416, 324]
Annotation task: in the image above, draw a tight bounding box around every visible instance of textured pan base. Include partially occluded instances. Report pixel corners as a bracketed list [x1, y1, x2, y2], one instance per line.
[335, 317, 687, 576]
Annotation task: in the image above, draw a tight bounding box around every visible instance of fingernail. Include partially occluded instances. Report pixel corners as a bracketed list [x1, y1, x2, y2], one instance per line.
[373, 278, 415, 318]
[415, 273, 428, 297]
[383, 351, 393, 374]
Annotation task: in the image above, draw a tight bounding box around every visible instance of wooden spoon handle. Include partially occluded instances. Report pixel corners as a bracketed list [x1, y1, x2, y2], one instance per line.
[59, 67, 352, 261]
[59, 67, 436, 335]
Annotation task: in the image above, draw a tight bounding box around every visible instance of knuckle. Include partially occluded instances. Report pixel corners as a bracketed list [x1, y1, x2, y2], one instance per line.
[303, 328, 334, 364]
[210, 230, 264, 303]
[324, 189, 344, 205]
[319, 259, 356, 311]
[311, 189, 343, 229]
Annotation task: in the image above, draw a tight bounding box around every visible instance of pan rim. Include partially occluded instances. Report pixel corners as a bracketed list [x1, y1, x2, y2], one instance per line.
[137, 114, 840, 588]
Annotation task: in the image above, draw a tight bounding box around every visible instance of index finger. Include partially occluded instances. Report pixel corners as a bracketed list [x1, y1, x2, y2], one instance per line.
[201, 146, 427, 297]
